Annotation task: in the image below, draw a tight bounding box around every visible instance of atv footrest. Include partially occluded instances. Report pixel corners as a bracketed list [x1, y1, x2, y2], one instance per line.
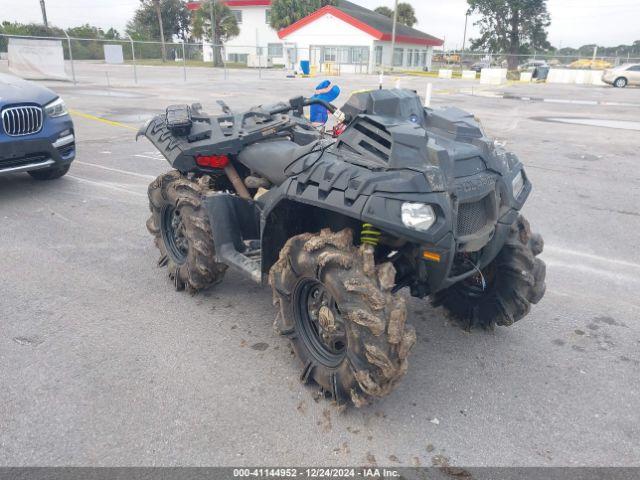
[203, 193, 262, 283]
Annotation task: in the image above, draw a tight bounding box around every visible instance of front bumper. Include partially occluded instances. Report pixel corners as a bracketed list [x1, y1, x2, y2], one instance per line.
[0, 115, 75, 175]
[361, 167, 532, 295]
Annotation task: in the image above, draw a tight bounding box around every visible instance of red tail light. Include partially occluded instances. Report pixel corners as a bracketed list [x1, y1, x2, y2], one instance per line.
[196, 154, 229, 168]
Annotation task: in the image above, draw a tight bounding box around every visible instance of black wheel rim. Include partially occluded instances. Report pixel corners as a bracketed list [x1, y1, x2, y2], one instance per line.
[160, 205, 188, 264]
[293, 278, 347, 368]
[454, 266, 494, 299]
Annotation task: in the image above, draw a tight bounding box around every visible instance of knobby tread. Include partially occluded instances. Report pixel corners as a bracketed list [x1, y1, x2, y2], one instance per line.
[147, 170, 227, 293]
[269, 228, 416, 408]
[431, 215, 547, 330]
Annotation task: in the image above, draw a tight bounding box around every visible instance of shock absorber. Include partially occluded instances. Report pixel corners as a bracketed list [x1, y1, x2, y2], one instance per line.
[361, 223, 381, 247]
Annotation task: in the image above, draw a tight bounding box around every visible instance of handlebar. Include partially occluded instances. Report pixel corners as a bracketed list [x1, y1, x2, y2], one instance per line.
[269, 96, 348, 123]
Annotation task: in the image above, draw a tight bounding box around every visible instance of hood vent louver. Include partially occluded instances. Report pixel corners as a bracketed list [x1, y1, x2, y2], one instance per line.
[338, 117, 392, 164]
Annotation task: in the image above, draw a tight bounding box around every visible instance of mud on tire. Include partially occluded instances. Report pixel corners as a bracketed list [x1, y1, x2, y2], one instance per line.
[432, 215, 546, 330]
[269, 228, 416, 408]
[147, 170, 228, 293]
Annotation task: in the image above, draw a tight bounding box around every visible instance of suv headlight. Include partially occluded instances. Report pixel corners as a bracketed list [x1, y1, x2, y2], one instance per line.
[44, 97, 68, 118]
[512, 171, 525, 198]
[401, 203, 436, 232]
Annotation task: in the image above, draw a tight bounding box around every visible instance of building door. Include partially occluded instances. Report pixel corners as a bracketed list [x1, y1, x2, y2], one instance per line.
[309, 45, 322, 68]
[375, 45, 383, 66]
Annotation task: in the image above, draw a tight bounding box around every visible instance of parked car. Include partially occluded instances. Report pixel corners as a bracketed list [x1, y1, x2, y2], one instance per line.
[470, 60, 491, 73]
[518, 60, 548, 72]
[0, 73, 75, 179]
[602, 63, 640, 88]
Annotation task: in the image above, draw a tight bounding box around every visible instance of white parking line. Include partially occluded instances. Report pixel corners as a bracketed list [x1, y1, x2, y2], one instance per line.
[545, 260, 640, 285]
[67, 175, 147, 197]
[76, 161, 156, 180]
[134, 154, 164, 160]
[544, 245, 640, 271]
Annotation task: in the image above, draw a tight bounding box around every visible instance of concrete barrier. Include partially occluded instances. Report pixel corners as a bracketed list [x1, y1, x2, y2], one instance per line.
[438, 69, 453, 79]
[519, 72, 533, 82]
[480, 68, 507, 85]
[547, 68, 605, 85]
[461, 70, 477, 80]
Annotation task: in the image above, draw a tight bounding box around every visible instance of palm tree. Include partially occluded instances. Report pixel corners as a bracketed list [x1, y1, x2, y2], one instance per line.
[192, 1, 239, 67]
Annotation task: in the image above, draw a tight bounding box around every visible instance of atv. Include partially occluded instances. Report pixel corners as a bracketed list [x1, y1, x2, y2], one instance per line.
[138, 89, 546, 407]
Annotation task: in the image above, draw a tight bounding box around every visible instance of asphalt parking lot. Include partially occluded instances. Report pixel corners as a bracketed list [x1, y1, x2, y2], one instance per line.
[1, 62, 639, 467]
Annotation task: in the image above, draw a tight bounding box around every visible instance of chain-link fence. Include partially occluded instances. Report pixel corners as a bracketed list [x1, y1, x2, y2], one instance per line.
[431, 50, 640, 71]
[2, 33, 639, 86]
[0, 34, 376, 85]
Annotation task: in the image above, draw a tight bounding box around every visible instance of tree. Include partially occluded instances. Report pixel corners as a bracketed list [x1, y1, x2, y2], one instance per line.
[268, 0, 338, 31]
[374, 6, 393, 17]
[104, 27, 121, 40]
[126, 0, 191, 42]
[396, 3, 417, 27]
[374, 3, 417, 27]
[191, 1, 240, 67]
[467, 0, 551, 70]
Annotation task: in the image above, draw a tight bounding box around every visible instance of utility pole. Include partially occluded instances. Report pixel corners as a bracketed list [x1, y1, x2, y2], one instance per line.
[389, 0, 398, 70]
[462, 11, 469, 52]
[39, 0, 49, 27]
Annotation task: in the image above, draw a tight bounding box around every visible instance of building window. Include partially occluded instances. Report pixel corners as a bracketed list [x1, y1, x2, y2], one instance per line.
[265, 9, 270, 23]
[322, 47, 337, 62]
[228, 53, 248, 64]
[319, 46, 369, 65]
[375, 46, 383, 65]
[268, 43, 283, 58]
[231, 10, 242, 24]
[419, 50, 427, 66]
[393, 48, 404, 67]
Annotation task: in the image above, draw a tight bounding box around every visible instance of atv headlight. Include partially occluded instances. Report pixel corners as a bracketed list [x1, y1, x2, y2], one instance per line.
[44, 97, 68, 118]
[401, 203, 436, 232]
[512, 171, 525, 199]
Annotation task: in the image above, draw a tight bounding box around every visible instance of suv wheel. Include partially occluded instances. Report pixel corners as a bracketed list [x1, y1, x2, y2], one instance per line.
[270, 228, 416, 407]
[614, 77, 628, 88]
[147, 170, 228, 293]
[432, 215, 546, 330]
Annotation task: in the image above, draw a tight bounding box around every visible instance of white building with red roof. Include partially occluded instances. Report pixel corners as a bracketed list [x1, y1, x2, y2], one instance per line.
[190, 0, 443, 72]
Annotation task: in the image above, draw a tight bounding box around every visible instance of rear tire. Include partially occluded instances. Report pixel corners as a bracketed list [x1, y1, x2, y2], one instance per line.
[147, 171, 228, 293]
[614, 77, 628, 88]
[28, 163, 70, 180]
[432, 215, 546, 330]
[269, 228, 416, 407]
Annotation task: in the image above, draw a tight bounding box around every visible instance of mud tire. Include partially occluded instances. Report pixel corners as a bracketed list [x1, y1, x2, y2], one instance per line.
[146, 170, 227, 293]
[432, 215, 546, 330]
[269, 228, 416, 408]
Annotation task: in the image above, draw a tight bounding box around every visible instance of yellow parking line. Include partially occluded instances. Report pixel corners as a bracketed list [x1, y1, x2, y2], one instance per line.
[69, 109, 138, 131]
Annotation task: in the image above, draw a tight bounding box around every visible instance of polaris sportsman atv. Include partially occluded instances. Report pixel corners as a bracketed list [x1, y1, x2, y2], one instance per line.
[138, 89, 546, 407]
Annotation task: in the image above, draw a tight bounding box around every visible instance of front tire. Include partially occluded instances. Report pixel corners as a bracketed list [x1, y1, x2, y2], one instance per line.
[28, 163, 70, 180]
[147, 171, 228, 293]
[269, 228, 416, 407]
[432, 215, 546, 330]
[614, 77, 628, 88]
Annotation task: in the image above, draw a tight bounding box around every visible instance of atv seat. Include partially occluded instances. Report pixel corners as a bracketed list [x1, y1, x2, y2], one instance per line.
[238, 140, 319, 186]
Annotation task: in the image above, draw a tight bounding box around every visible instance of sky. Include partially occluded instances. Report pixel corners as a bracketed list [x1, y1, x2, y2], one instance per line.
[0, 0, 639, 48]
